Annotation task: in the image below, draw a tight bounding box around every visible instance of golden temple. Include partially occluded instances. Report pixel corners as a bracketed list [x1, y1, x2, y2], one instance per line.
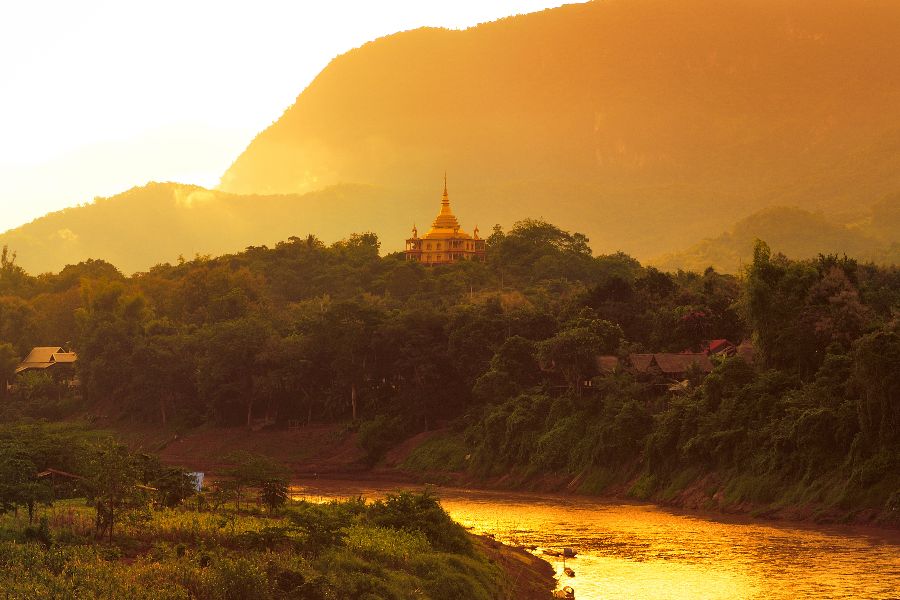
[404, 175, 486, 265]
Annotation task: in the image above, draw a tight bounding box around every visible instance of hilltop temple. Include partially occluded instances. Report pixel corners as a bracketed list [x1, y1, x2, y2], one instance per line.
[404, 176, 486, 265]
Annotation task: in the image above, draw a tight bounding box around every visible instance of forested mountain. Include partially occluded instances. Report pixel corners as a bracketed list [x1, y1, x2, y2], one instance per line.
[6, 180, 897, 276]
[655, 204, 900, 273]
[220, 0, 900, 259]
[4, 0, 900, 274]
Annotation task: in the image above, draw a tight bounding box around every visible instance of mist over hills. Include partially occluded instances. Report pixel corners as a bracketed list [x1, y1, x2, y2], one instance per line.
[220, 0, 900, 259]
[655, 203, 900, 273]
[2, 181, 894, 276]
[0, 183, 405, 274]
[3, 0, 900, 274]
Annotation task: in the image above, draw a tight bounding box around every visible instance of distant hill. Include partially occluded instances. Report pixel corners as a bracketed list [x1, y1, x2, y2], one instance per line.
[652, 206, 899, 273]
[4, 0, 900, 274]
[0, 183, 412, 274]
[6, 182, 895, 276]
[220, 0, 900, 259]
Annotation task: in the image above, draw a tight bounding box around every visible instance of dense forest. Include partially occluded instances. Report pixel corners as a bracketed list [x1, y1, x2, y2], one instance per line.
[1, 218, 898, 517]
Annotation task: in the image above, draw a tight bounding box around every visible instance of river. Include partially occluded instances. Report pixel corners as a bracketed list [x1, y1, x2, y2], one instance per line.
[292, 480, 900, 600]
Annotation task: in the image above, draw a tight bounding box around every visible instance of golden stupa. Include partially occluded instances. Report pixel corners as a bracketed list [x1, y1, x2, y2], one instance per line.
[404, 175, 486, 265]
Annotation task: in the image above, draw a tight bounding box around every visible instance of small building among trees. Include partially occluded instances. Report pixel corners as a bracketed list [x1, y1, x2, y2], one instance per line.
[16, 347, 77, 375]
[627, 352, 714, 380]
[16, 347, 78, 389]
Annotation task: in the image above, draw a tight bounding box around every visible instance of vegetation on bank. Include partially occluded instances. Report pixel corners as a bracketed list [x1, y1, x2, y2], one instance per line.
[0, 495, 503, 600]
[0, 423, 506, 600]
[1, 218, 898, 520]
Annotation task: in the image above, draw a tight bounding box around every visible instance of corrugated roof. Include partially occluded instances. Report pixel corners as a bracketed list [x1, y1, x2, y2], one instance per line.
[596, 355, 620, 373]
[15, 362, 54, 374]
[654, 353, 714, 374]
[52, 352, 77, 363]
[628, 353, 655, 372]
[15, 347, 77, 374]
[21, 347, 64, 364]
[707, 339, 731, 352]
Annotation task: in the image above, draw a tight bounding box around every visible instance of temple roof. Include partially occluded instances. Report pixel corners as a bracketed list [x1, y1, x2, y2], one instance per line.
[423, 175, 473, 240]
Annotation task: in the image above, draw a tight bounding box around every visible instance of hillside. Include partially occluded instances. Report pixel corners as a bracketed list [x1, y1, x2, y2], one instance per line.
[4, 0, 900, 274]
[654, 205, 900, 273]
[0, 182, 409, 274]
[220, 0, 900, 259]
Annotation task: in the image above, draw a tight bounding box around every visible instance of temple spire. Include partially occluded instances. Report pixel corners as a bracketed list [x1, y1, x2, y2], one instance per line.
[438, 172, 453, 218]
[442, 172, 449, 206]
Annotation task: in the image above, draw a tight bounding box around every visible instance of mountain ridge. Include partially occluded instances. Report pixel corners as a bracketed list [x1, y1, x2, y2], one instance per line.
[3, 0, 900, 274]
[219, 0, 900, 258]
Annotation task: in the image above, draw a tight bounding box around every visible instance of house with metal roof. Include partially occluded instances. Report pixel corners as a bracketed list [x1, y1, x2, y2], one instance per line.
[16, 347, 78, 375]
[627, 352, 714, 379]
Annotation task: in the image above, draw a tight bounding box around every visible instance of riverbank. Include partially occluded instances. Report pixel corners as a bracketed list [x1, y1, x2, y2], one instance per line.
[0, 489, 555, 600]
[298, 481, 900, 600]
[390, 430, 900, 530]
[473, 534, 557, 600]
[407, 463, 900, 530]
[116, 422, 899, 530]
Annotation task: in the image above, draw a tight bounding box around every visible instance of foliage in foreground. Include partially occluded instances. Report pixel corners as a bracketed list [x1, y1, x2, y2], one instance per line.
[0, 491, 504, 600]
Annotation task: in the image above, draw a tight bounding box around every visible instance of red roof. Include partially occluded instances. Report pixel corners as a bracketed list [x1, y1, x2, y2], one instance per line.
[706, 339, 736, 354]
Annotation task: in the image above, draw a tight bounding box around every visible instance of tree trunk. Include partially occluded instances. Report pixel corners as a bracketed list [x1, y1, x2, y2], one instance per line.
[160, 397, 168, 427]
[246, 374, 254, 427]
[351, 382, 358, 421]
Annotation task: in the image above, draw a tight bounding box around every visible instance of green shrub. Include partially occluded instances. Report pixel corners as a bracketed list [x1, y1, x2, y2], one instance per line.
[368, 491, 472, 555]
[629, 473, 658, 500]
[402, 434, 469, 473]
[358, 415, 409, 464]
[343, 524, 430, 568]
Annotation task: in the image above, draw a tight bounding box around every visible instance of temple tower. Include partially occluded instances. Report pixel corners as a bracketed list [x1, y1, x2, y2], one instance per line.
[405, 175, 486, 265]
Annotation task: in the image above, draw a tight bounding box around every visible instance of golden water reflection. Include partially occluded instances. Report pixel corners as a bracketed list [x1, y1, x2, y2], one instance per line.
[293, 482, 900, 600]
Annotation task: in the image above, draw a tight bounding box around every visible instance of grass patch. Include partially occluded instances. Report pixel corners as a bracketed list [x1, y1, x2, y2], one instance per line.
[402, 433, 469, 473]
[0, 492, 507, 600]
[656, 467, 700, 502]
[577, 467, 616, 495]
[628, 473, 658, 500]
[722, 473, 780, 504]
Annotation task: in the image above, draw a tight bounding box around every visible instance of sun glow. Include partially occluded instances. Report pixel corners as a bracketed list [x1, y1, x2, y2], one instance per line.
[0, 0, 574, 232]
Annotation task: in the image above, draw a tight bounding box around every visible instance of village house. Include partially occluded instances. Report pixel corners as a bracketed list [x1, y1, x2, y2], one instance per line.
[704, 339, 736, 357]
[596, 339, 754, 384]
[627, 352, 715, 380]
[15, 346, 79, 387]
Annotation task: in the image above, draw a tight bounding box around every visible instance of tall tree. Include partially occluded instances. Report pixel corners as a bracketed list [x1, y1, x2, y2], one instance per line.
[0, 343, 18, 401]
[84, 441, 148, 542]
[198, 317, 276, 427]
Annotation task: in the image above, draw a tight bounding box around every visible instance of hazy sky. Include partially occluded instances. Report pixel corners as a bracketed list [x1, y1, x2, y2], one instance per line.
[0, 0, 574, 233]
